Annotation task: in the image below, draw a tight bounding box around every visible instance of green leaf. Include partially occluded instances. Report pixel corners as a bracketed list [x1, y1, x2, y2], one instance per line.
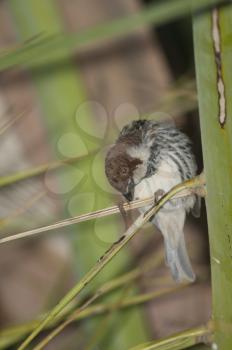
[1, 0, 223, 71]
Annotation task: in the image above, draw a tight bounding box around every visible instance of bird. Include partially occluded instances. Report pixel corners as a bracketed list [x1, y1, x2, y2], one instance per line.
[105, 119, 200, 283]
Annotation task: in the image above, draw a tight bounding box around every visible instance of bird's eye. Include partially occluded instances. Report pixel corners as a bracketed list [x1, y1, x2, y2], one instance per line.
[121, 167, 128, 176]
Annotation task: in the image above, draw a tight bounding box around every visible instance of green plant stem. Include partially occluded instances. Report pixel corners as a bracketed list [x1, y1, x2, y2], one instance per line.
[32, 251, 164, 350]
[82, 284, 134, 350]
[33, 283, 189, 350]
[129, 324, 212, 350]
[64, 283, 189, 322]
[193, 2, 232, 348]
[0, 251, 164, 349]
[17, 174, 205, 350]
[0, 151, 96, 188]
[1, 0, 223, 71]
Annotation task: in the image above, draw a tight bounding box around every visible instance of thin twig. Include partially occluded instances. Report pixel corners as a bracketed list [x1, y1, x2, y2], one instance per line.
[0, 174, 205, 245]
[0, 196, 152, 244]
[17, 174, 205, 350]
[0, 190, 46, 229]
[0, 109, 29, 136]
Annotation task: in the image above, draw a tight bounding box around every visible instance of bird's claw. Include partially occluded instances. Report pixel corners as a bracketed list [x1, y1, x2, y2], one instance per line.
[149, 189, 165, 222]
[154, 189, 165, 205]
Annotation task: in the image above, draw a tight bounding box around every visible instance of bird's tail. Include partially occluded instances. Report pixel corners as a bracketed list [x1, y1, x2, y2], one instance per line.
[164, 234, 195, 283]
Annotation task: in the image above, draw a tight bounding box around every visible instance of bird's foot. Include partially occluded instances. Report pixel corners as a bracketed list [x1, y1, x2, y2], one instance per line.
[149, 189, 165, 222]
[154, 189, 165, 205]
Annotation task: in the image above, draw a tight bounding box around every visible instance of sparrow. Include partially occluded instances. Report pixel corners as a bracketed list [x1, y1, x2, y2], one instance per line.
[105, 119, 200, 283]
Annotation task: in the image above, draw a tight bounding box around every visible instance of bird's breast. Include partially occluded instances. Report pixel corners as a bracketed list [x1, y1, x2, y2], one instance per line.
[134, 158, 183, 213]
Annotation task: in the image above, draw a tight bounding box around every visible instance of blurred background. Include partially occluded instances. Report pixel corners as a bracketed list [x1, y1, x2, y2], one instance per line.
[0, 0, 211, 349]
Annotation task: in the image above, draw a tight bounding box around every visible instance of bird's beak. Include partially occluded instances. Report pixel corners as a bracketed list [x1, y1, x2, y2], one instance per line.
[123, 179, 134, 202]
[124, 192, 133, 201]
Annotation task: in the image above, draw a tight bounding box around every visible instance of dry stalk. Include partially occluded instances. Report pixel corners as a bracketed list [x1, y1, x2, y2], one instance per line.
[0, 172, 205, 245]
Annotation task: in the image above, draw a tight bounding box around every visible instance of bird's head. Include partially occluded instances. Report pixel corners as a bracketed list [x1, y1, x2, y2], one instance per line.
[105, 145, 142, 201]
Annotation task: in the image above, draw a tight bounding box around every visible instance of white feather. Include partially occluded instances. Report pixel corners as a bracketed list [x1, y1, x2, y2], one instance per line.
[134, 157, 181, 210]
[133, 157, 195, 282]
